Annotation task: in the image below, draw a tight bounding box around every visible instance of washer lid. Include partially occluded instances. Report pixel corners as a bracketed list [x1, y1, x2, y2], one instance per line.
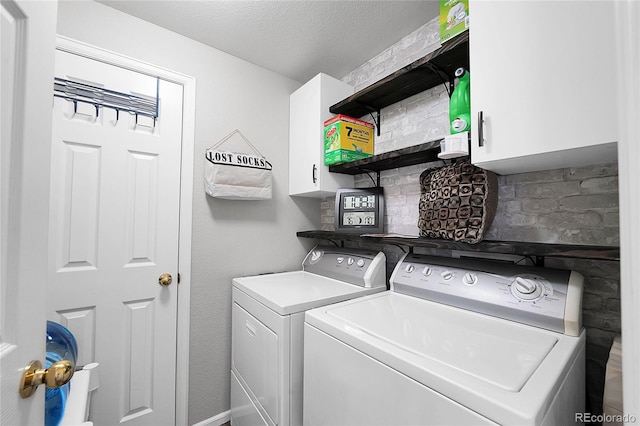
[233, 271, 384, 315]
[312, 292, 557, 392]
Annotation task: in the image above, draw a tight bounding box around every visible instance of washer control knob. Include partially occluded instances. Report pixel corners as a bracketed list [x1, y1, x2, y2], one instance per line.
[336, 256, 344, 264]
[356, 259, 365, 268]
[462, 273, 477, 286]
[347, 257, 355, 266]
[405, 264, 415, 273]
[511, 277, 543, 300]
[422, 267, 432, 276]
[441, 271, 453, 281]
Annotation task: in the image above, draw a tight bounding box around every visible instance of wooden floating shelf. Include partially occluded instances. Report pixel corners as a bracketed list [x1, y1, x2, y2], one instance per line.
[329, 32, 469, 119]
[327, 32, 471, 175]
[328, 139, 462, 175]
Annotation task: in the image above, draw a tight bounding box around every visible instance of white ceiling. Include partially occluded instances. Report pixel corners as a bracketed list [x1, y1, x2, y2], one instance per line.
[97, 0, 440, 83]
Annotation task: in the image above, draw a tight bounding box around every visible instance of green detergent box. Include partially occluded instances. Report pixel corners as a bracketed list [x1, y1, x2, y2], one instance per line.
[324, 115, 374, 165]
[440, 0, 469, 44]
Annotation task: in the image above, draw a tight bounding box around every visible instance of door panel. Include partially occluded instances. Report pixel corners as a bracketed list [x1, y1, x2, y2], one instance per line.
[125, 151, 159, 266]
[0, 1, 57, 424]
[122, 298, 155, 421]
[56, 140, 101, 271]
[58, 307, 96, 367]
[49, 50, 183, 425]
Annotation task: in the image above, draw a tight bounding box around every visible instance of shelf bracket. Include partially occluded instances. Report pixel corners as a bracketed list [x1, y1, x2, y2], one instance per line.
[425, 62, 455, 98]
[365, 109, 381, 136]
[361, 169, 381, 187]
[357, 102, 381, 136]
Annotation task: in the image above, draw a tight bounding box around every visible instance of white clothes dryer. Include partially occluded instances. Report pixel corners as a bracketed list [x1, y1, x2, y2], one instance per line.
[231, 245, 387, 426]
[304, 253, 586, 426]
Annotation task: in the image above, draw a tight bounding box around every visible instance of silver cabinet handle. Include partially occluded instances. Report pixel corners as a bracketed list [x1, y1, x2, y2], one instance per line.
[312, 164, 317, 184]
[478, 111, 485, 147]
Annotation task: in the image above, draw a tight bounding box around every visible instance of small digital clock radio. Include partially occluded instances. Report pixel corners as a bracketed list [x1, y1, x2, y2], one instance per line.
[334, 187, 385, 234]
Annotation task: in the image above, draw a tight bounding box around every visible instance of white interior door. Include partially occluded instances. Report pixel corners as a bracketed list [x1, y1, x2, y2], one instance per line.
[48, 50, 184, 425]
[0, 1, 57, 424]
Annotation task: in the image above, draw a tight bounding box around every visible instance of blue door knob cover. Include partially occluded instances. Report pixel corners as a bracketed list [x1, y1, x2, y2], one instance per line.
[45, 321, 78, 426]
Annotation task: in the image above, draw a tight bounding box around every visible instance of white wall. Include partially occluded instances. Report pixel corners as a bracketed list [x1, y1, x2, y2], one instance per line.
[56, 1, 320, 423]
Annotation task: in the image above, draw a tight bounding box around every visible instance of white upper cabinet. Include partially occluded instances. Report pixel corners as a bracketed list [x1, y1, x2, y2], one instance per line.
[469, 0, 618, 175]
[289, 73, 354, 197]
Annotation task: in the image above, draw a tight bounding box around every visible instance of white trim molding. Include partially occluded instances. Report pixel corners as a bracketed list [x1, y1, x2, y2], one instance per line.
[615, 0, 640, 421]
[190, 410, 231, 426]
[54, 35, 195, 426]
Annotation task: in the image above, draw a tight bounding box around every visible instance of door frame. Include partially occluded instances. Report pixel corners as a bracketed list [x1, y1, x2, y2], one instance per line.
[54, 35, 195, 425]
[616, 0, 640, 419]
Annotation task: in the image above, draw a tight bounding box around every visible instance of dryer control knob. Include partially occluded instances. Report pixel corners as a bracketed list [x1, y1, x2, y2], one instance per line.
[422, 267, 432, 276]
[356, 259, 365, 268]
[405, 264, 415, 273]
[347, 257, 355, 266]
[309, 249, 324, 264]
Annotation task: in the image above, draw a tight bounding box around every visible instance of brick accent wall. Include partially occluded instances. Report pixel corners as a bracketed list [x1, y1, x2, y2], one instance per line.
[342, 19, 449, 155]
[321, 17, 620, 418]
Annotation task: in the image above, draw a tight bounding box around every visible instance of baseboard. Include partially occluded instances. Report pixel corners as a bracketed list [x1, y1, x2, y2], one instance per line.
[191, 410, 230, 426]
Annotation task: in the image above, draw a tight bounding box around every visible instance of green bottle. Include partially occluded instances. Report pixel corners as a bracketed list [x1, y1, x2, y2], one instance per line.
[449, 67, 471, 134]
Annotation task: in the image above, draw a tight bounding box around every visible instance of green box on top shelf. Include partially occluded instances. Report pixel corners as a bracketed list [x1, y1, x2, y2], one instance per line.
[440, 0, 469, 44]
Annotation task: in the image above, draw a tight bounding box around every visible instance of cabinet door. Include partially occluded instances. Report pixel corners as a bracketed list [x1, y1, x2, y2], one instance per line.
[470, 1, 618, 175]
[289, 74, 354, 197]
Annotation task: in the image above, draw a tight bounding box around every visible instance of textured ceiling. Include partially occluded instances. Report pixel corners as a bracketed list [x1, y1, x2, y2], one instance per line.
[97, 0, 440, 83]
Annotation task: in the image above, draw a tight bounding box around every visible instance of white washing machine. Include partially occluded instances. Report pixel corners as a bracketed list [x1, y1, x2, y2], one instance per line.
[230, 245, 387, 426]
[304, 253, 586, 425]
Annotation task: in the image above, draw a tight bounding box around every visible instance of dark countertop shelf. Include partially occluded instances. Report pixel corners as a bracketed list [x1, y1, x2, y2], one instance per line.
[329, 32, 469, 119]
[297, 230, 620, 262]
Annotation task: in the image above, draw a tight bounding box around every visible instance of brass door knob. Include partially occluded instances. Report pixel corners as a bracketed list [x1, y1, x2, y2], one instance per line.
[20, 359, 74, 398]
[159, 273, 173, 286]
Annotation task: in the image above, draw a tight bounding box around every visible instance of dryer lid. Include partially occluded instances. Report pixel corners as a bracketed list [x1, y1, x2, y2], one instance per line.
[315, 292, 558, 392]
